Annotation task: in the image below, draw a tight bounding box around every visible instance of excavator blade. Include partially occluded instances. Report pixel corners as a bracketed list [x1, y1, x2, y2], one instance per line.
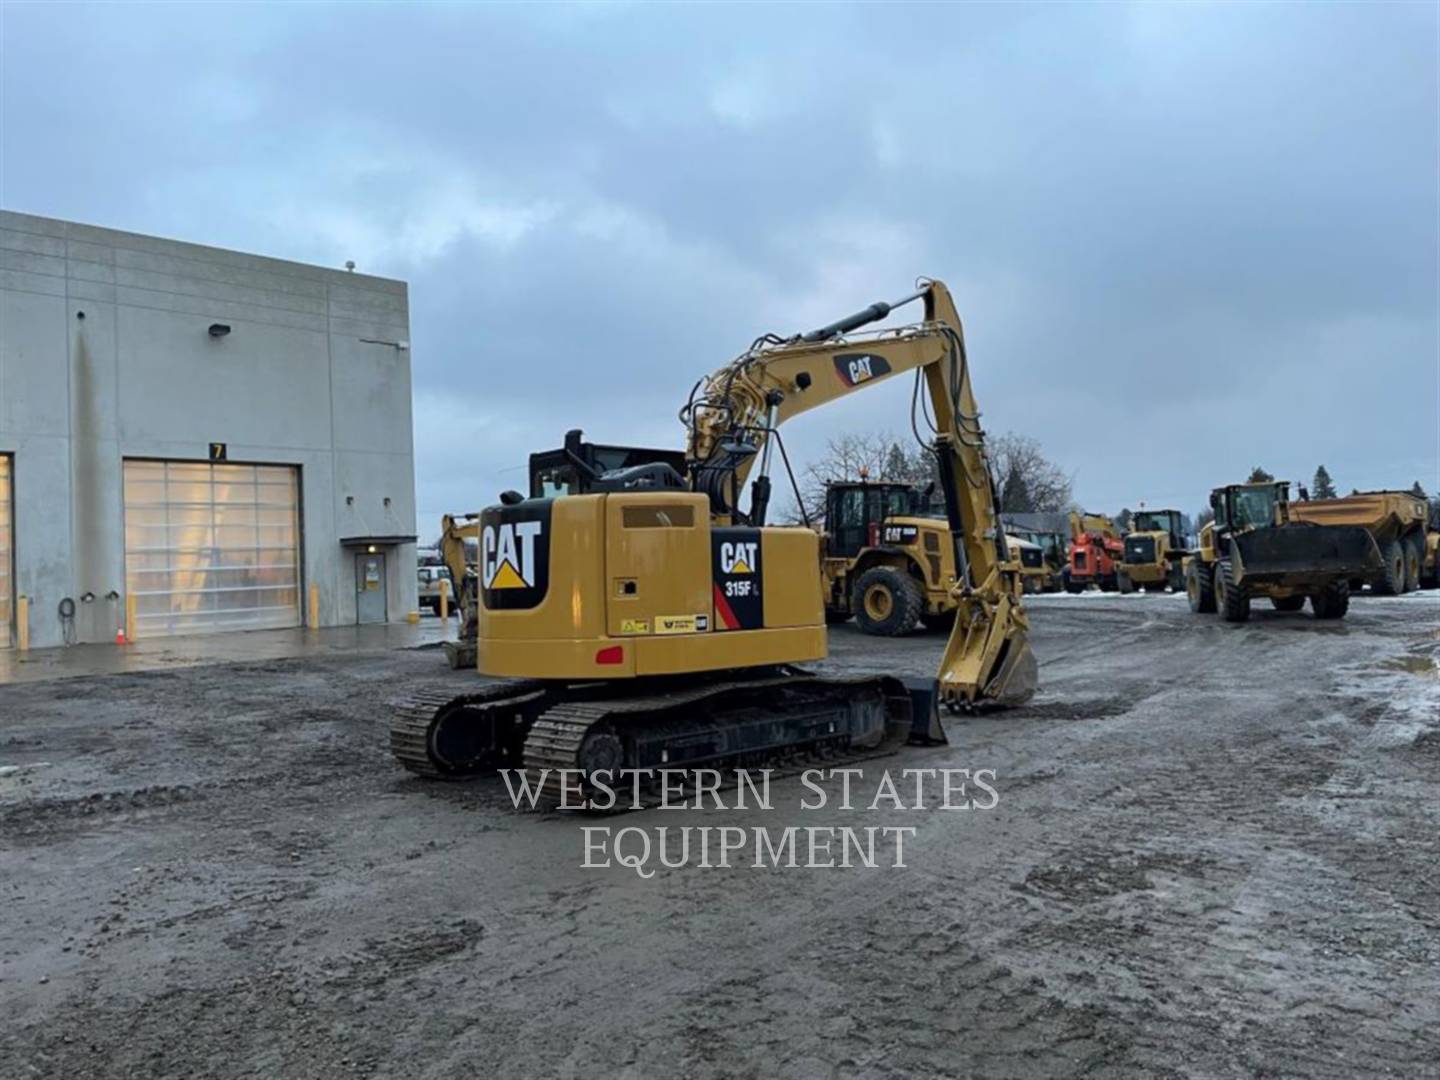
[936, 595, 1037, 710]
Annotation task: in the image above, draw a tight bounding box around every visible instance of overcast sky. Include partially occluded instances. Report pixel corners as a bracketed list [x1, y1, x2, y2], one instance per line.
[3, 2, 1436, 534]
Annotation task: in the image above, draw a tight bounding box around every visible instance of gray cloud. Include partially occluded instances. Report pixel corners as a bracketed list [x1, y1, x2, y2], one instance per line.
[3, 1, 1434, 532]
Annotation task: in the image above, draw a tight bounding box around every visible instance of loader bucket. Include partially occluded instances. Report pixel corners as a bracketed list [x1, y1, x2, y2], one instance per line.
[1231, 524, 1382, 585]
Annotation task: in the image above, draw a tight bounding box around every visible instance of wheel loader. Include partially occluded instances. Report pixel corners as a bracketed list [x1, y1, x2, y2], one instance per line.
[1004, 523, 1066, 592]
[389, 280, 1037, 804]
[1181, 481, 1383, 622]
[819, 479, 960, 635]
[1119, 508, 1187, 592]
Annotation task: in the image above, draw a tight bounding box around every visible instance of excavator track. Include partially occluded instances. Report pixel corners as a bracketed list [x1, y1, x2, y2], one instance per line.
[389, 679, 550, 779]
[391, 670, 939, 801]
[518, 673, 920, 808]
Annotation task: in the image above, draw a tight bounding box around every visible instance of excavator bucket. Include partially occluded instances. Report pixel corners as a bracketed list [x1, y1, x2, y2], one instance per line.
[1231, 524, 1382, 585]
[937, 595, 1037, 709]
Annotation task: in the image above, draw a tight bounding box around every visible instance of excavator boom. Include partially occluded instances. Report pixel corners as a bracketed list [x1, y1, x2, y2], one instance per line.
[684, 280, 1036, 708]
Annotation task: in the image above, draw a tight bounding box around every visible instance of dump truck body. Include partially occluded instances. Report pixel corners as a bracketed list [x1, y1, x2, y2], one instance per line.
[1289, 490, 1428, 593]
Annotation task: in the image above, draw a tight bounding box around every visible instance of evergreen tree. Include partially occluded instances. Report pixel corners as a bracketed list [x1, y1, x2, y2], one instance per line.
[1247, 466, 1274, 483]
[1000, 463, 1032, 513]
[1312, 465, 1337, 499]
[883, 442, 910, 482]
[1116, 507, 1133, 531]
[1411, 481, 1427, 499]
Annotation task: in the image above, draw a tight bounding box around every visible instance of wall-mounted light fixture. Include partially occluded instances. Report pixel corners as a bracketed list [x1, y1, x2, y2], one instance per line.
[208, 323, 232, 338]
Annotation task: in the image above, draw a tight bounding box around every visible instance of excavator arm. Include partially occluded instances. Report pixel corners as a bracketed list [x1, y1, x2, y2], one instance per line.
[683, 280, 1037, 708]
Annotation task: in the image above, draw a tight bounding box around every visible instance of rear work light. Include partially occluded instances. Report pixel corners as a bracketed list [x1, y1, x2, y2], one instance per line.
[595, 645, 625, 665]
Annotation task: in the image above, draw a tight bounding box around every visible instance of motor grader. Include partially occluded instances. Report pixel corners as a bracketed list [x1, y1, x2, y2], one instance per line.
[1182, 480, 1382, 622]
[389, 279, 1037, 801]
[1119, 508, 1187, 592]
[819, 479, 960, 636]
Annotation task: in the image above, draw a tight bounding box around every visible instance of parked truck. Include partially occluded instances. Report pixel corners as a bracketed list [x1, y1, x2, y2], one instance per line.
[1288, 490, 1429, 594]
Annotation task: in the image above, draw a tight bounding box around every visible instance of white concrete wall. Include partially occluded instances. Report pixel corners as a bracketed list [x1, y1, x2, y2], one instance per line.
[0, 211, 418, 647]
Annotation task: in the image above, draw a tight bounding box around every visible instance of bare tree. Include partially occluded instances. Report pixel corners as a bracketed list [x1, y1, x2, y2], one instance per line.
[987, 432, 1072, 513]
[784, 431, 930, 523]
[780, 428, 1070, 522]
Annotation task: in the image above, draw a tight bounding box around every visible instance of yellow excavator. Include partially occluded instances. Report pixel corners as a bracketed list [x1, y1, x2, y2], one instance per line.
[390, 280, 1036, 798]
[432, 513, 481, 669]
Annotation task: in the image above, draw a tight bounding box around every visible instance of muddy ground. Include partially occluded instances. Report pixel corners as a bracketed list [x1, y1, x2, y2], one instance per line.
[2, 593, 1438, 1079]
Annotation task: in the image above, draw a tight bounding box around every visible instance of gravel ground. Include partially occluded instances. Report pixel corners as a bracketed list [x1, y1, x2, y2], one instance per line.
[2, 592, 1438, 1079]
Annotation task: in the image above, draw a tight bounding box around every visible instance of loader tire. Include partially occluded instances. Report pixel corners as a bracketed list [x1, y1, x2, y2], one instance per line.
[1311, 579, 1350, 619]
[1373, 538, 1405, 595]
[1270, 595, 1306, 613]
[1402, 534, 1422, 593]
[1186, 559, 1216, 614]
[852, 566, 923, 637]
[1215, 559, 1250, 622]
[1117, 569, 1134, 594]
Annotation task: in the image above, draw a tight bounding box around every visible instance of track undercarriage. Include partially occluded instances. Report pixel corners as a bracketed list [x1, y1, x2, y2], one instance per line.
[390, 669, 944, 807]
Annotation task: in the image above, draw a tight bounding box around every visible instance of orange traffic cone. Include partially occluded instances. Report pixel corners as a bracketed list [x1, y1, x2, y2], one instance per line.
[115, 627, 127, 645]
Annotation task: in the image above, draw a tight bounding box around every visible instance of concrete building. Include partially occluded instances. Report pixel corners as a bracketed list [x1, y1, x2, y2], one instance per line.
[0, 210, 418, 649]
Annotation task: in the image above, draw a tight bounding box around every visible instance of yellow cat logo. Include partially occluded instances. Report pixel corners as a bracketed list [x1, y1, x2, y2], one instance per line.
[482, 520, 543, 589]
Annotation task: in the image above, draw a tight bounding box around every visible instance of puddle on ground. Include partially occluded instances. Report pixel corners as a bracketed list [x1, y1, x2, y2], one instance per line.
[1383, 654, 1439, 678]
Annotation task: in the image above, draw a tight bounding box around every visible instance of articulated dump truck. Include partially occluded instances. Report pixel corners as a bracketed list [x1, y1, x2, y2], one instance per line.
[1288, 490, 1430, 595]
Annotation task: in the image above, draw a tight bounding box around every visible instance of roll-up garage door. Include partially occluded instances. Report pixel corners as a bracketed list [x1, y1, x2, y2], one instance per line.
[123, 460, 301, 638]
[0, 455, 11, 648]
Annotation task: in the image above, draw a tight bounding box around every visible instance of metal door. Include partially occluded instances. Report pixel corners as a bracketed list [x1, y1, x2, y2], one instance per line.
[355, 552, 387, 624]
[123, 461, 302, 638]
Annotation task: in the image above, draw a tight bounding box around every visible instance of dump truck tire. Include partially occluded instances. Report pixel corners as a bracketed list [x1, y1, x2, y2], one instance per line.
[1215, 559, 1250, 622]
[1062, 568, 1084, 594]
[1402, 534, 1422, 593]
[1186, 560, 1216, 613]
[1311, 579, 1350, 619]
[1373, 538, 1405, 595]
[1117, 569, 1134, 594]
[852, 566, 923, 636]
[1270, 595, 1306, 612]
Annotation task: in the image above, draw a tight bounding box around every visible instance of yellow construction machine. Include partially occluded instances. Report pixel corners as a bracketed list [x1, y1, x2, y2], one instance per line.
[390, 280, 1036, 797]
[1288, 490, 1429, 594]
[431, 513, 481, 669]
[819, 479, 959, 635]
[1119, 508, 1187, 592]
[1181, 481, 1382, 621]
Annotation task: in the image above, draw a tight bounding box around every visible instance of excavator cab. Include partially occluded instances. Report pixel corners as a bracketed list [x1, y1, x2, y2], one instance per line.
[528, 431, 688, 497]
